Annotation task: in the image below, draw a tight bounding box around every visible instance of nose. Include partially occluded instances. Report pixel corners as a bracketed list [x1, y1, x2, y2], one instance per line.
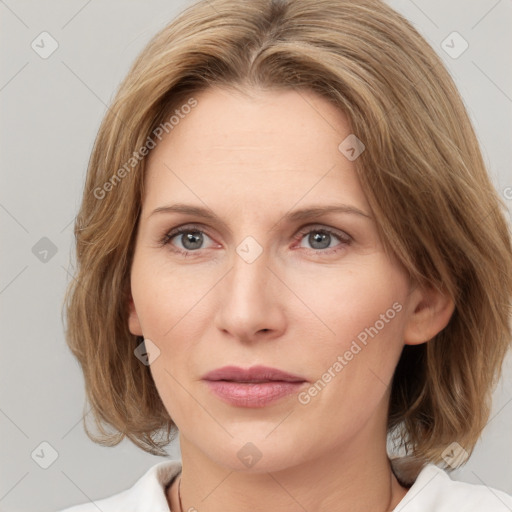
[214, 243, 287, 343]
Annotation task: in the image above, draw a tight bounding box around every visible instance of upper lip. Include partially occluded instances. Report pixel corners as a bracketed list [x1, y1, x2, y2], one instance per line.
[202, 365, 307, 383]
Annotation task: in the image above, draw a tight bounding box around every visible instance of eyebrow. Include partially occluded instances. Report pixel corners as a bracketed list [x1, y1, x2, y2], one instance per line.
[149, 203, 372, 228]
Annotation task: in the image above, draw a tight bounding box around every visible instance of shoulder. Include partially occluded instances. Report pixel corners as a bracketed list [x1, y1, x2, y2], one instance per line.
[395, 463, 512, 511]
[57, 459, 182, 512]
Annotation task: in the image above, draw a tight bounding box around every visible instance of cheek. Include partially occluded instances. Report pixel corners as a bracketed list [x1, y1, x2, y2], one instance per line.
[291, 259, 408, 339]
[290, 259, 409, 393]
[289, 269, 408, 440]
[130, 254, 213, 339]
[130, 256, 213, 421]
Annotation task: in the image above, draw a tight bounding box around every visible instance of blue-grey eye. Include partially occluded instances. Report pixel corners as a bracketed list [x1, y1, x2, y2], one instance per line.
[178, 231, 204, 250]
[308, 231, 332, 249]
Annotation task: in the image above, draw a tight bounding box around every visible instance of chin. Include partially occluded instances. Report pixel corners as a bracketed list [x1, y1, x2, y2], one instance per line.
[199, 433, 308, 474]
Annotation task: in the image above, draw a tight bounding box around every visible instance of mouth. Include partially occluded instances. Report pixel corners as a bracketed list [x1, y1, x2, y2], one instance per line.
[202, 365, 307, 407]
[201, 364, 307, 383]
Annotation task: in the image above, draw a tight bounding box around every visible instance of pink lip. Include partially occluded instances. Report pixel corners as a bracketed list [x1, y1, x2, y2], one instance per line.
[202, 365, 306, 383]
[202, 365, 307, 408]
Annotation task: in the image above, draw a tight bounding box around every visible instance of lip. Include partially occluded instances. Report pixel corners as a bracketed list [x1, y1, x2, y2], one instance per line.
[202, 365, 306, 383]
[202, 365, 308, 408]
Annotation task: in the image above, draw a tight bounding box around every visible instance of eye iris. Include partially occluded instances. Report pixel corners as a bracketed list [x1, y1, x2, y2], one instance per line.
[182, 231, 203, 250]
[309, 231, 330, 249]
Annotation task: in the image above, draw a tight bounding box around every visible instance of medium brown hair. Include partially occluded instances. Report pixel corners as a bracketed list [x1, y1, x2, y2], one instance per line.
[63, 0, 512, 470]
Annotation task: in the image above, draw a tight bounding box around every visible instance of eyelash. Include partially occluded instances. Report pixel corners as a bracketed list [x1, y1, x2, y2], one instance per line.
[158, 223, 352, 257]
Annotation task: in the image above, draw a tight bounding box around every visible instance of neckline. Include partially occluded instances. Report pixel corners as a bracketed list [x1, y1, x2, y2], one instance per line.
[160, 462, 428, 512]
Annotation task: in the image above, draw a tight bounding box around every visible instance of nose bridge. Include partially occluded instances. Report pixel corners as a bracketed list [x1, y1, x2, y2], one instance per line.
[226, 239, 270, 309]
[214, 235, 284, 339]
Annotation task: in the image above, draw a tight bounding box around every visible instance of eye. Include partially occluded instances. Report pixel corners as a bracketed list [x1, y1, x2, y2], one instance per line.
[294, 226, 351, 254]
[160, 224, 216, 254]
[159, 223, 352, 256]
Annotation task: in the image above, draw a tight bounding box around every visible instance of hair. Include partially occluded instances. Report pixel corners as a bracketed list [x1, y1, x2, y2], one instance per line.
[63, 0, 512, 476]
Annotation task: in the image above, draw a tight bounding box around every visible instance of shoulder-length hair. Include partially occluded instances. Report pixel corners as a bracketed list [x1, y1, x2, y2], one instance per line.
[63, 0, 512, 470]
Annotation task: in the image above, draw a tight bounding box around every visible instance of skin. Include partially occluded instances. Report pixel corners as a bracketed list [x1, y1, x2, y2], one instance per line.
[128, 86, 454, 512]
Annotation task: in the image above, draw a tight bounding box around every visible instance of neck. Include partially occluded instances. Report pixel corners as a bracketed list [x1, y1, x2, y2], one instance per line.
[169, 427, 408, 512]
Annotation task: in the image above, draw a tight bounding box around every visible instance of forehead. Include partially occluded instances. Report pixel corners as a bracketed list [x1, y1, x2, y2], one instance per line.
[142, 87, 370, 217]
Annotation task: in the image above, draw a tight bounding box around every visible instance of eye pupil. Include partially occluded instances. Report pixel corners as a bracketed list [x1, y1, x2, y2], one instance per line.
[309, 231, 330, 249]
[182, 231, 203, 250]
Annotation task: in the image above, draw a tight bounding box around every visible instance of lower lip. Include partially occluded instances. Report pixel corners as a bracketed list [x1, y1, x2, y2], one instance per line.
[204, 380, 306, 408]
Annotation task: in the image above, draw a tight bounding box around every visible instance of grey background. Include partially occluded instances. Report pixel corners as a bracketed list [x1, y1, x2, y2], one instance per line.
[1, 1, 511, 511]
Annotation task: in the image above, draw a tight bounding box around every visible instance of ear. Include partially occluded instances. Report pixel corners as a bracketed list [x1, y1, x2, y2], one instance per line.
[403, 283, 455, 345]
[128, 294, 144, 336]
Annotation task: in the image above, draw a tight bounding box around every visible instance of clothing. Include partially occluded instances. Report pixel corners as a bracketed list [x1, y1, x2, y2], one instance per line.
[58, 459, 512, 511]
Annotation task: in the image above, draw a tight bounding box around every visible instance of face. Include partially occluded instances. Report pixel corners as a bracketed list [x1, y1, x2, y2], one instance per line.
[128, 86, 422, 472]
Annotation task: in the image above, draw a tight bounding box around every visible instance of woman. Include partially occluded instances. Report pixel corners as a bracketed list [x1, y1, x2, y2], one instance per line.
[60, 0, 512, 510]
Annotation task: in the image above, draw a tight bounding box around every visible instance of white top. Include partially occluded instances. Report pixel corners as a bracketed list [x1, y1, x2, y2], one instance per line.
[59, 459, 512, 511]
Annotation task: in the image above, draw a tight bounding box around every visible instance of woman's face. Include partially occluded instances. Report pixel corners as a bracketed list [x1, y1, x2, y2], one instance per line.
[128, 86, 420, 472]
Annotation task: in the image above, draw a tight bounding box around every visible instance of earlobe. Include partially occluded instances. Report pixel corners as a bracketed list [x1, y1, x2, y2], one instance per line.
[403, 284, 455, 345]
[128, 295, 144, 336]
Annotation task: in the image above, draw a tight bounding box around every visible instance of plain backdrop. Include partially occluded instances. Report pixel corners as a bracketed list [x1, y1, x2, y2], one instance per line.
[1, 1, 511, 511]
